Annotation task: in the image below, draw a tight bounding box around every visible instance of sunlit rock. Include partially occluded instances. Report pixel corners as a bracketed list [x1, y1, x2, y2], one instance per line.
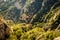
[54, 37, 60, 40]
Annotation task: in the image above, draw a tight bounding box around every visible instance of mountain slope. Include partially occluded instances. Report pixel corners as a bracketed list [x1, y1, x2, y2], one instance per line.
[0, 0, 60, 40]
[7, 6, 60, 40]
[0, 0, 60, 23]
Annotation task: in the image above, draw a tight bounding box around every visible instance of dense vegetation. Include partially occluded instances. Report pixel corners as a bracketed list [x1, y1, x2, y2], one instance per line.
[5, 5, 60, 40]
[0, 0, 60, 40]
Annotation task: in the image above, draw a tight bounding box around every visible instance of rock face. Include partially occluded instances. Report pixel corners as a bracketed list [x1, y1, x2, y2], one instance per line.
[0, 17, 10, 40]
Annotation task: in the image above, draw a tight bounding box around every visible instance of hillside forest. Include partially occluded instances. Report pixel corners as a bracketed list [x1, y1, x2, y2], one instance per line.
[0, 0, 60, 40]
